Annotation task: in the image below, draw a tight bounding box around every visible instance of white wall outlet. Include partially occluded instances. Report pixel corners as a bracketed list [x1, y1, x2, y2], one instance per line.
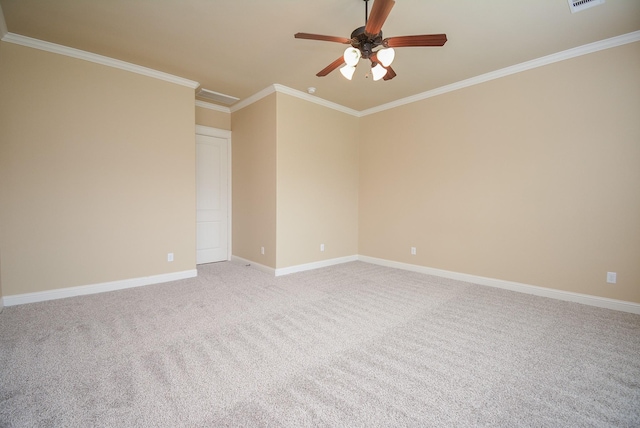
[167, 253, 174, 262]
[411, 247, 416, 255]
[261, 246, 265, 255]
[320, 244, 325, 252]
[606, 272, 616, 284]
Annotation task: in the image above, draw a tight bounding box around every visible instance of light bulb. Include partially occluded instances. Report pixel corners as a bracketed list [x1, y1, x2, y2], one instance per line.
[371, 63, 388, 81]
[377, 48, 395, 67]
[340, 65, 357, 80]
[343, 47, 361, 66]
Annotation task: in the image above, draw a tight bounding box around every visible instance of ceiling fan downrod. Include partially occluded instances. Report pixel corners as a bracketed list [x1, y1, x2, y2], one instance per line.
[364, 0, 369, 25]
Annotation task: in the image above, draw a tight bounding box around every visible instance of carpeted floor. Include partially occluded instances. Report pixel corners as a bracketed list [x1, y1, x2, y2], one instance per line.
[1, 261, 639, 427]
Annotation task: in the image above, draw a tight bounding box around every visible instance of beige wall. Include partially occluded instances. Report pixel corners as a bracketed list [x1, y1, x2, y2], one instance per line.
[359, 42, 640, 303]
[196, 105, 231, 130]
[0, 42, 196, 296]
[1, 36, 636, 307]
[276, 93, 359, 268]
[231, 94, 277, 267]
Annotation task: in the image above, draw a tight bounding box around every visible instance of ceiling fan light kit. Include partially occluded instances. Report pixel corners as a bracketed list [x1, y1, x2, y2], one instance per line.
[371, 63, 388, 81]
[294, 0, 447, 82]
[343, 47, 362, 66]
[377, 47, 395, 67]
[340, 64, 357, 80]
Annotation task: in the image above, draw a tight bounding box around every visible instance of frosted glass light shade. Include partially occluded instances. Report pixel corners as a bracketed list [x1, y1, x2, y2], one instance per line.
[340, 65, 357, 80]
[343, 47, 361, 66]
[371, 63, 388, 81]
[377, 48, 395, 67]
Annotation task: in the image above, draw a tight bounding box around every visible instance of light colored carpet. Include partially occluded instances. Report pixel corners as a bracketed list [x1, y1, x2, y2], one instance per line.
[1, 261, 639, 427]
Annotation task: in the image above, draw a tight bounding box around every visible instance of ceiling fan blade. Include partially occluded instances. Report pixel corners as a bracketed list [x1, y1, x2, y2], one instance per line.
[364, 0, 395, 37]
[294, 33, 352, 44]
[316, 56, 346, 77]
[382, 65, 397, 80]
[384, 34, 447, 47]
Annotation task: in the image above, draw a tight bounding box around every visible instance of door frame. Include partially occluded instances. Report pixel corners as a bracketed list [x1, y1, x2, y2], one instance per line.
[195, 125, 232, 262]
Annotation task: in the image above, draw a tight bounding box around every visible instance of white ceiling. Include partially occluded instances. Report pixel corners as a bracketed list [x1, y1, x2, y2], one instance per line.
[1, 0, 638, 111]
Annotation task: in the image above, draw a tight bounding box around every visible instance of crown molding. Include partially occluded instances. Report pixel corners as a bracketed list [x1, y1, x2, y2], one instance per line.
[231, 31, 639, 118]
[230, 84, 361, 116]
[3, 24, 636, 117]
[360, 30, 640, 116]
[195, 99, 231, 114]
[1, 32, 199, 89]
[272, 84, 361, 117]
[229, 85, 277, 113]
[0, 3, 7, 39]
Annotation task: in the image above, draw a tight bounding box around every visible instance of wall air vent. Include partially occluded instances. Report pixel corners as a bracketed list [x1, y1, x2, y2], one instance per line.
[568, 0, 605, 13]
[196, 88, 240, 105]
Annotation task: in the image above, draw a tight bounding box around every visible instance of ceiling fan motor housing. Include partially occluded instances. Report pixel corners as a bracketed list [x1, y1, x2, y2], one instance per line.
[350, 26, 383, 59]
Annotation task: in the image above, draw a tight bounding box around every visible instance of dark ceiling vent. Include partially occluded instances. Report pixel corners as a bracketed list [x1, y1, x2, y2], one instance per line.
[568, 0, 605, 13]
[197, 88, 239, 105]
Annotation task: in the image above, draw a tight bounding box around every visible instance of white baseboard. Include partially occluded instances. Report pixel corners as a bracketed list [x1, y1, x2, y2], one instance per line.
[275, 255, 359, 276]
[358, 255, 640, 315]
[2, 269, 197, 307]
[230, 254, 359, 277]
[230, 256, 276, 275]
[5, 256, 635, 315]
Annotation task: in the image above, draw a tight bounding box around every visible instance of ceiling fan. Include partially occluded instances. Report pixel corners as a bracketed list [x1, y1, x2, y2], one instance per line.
[294, 0, 447, 81]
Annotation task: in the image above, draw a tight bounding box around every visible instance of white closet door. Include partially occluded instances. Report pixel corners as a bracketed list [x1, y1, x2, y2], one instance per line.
[196, 133, 228, 264]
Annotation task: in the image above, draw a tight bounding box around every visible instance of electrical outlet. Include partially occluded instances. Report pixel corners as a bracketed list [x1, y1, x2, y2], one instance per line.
[320, 244, 325, 252]
[167, 253, 174, 262]
[411, 247, 416, 255]
[606, 272, 616, 284]
[261, 247, 265, 255]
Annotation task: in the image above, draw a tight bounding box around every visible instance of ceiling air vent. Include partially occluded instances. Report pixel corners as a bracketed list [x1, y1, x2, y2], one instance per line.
[568, 0, 605, 13]
[196, 88, 239, 105]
